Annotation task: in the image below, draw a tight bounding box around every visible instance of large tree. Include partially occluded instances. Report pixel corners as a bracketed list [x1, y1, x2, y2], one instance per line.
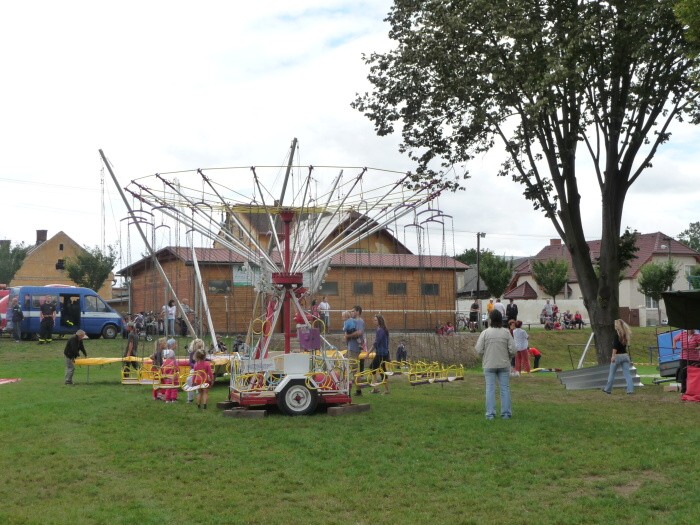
[353, 0, 699, 362]
[64, 245, 116, 293]
[0, 241, 29, 285]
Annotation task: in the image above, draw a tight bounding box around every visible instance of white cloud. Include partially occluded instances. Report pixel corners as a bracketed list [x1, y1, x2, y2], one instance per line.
[0, 0, 698, 269]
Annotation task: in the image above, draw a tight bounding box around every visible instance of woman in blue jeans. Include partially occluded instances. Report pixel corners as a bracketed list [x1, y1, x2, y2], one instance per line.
[602, 319, 635, 394]
[475, 310, 517, 420]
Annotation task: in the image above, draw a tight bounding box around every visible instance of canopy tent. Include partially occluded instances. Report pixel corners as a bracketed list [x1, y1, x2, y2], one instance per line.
[661, 290, 700, 329]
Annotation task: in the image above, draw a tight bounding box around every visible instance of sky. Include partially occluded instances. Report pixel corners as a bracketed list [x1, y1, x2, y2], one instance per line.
[1, 0, 699, 273]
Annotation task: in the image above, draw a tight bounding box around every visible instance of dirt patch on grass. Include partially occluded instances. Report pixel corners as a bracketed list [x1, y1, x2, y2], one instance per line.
[613, 470, 667, 497]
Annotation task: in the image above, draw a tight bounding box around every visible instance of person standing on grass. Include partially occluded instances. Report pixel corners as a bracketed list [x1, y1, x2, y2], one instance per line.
[672, 329, 700, 394]
[10, 297, 23, 342]
[186, 339, 205, 403]
[513, 321, 530, 375]
[63, 330, 88, 385]
[123, 322, 139, 371]
[602, 319, 635, 395]
[475, 310, 516, 420]
[162, 299, 176, 337]
[345, 305, 365, 396]
[38, 295, 56, 345]
[161, 348, 179, 403]
[506, 298, 518, 323]
[370, 315, 390, 395]
[150, 338, 167, 400]
[318, 296, 331, 331]
[193, 346, 214, 409]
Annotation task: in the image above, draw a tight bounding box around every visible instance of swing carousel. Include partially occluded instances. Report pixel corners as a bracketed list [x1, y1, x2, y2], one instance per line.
[104, 141, 447, 414]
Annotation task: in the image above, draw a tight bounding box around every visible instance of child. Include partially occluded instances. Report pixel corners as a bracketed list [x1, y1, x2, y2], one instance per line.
[529, 347, 542, 369]
[161, 348, 179, 403]
[342, 310, 356, 337]
[193, 346, 214, 409]
[150, 337, 167, 400]
[396, 341, 407, 362]
[185, 339, 205, 403]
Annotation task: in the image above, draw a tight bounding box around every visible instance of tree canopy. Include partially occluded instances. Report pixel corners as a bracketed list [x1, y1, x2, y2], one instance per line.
[532, 259, 570, 302]
[677, 221, 700, 252]
[637, 261, 678, 324]
[0, 241, 29, 285]
[354, 0, 699, 362]
[675, 0, 700, 46]
[64, 245, 116, 292]
[478, 252, 513, 298]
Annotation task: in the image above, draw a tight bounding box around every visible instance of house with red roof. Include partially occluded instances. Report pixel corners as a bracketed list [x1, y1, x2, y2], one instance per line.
[504, 232, 700, 326]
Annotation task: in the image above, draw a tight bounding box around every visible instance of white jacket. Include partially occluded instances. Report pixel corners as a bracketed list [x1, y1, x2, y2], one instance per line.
[475, 327, 517, 369]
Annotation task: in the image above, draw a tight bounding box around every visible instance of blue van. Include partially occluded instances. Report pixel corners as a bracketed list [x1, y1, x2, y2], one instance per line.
[9, 285, 122, 340]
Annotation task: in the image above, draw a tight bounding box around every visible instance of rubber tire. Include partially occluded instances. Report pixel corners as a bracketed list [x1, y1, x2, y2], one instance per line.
[278, 379, 319, 416]
[102, 324, 118, 339]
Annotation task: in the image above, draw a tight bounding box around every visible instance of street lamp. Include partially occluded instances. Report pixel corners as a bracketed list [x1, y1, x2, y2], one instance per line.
[476, 232, 486, 327]
[660, 237, 672, 291]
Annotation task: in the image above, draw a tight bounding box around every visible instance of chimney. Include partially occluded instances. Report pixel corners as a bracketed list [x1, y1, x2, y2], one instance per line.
[550, 239, 562, 246]
[36, 230, 48, 246]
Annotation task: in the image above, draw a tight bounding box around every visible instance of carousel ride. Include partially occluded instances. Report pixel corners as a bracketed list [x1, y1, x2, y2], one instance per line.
[102, 140, 447, 414]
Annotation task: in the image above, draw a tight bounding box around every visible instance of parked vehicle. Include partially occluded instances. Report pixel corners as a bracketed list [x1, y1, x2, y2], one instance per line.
[8, 285, 122, 340]
[0, 287, 9, 334]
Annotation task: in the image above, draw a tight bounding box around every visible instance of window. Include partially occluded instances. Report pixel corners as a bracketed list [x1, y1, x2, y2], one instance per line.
[59, 243, 64, 251]
[208, 280, 232, 294]
[55, 259, 65, 270]
[645, 296, 658, 309]
[421, 283, 439, 296]
[319, 281, 339, 295]
[85, 295, 110, 313]
[388, 282, 407, 295]
[31, 294, 58, 309]
[353, 281, 373, 295]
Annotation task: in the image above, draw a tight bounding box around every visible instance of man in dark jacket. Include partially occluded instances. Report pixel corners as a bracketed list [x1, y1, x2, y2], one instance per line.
[64, 330, 88, 385]
[10, 297, 24, 342]
[506, 299, 518, 323]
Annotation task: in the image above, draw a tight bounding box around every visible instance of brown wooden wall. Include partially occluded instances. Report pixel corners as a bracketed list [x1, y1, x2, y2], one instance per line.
[127, 259, 458, 334]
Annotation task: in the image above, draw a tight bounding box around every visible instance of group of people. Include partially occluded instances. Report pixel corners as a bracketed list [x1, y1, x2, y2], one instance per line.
[476, 307, 637, 420]
[148, 336, 214, 408]
[343, 305, 398, 396]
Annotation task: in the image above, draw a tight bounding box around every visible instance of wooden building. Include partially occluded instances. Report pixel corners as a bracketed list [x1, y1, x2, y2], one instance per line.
[118, 213, 467, 333]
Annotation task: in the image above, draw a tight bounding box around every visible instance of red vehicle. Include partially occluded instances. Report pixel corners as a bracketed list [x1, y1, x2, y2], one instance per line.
[0, 285, 9, 333]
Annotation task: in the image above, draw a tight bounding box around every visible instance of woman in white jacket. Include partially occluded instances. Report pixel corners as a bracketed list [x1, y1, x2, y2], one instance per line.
[475, 310, 517, 420]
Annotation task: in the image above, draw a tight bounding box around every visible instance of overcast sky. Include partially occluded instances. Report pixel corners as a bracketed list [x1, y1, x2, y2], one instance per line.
[1, 0, 698, 271]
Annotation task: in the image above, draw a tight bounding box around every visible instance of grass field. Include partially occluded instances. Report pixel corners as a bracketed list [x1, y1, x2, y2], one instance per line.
[1, 327, 698, 525]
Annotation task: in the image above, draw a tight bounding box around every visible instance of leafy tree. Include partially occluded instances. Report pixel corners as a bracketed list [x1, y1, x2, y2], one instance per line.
[64, 245, 117, 292]
[687, 266, 700, 290]
[593, 228, 640, 281]
[353, 0, 699, 363]
[478, 252, 513, 298]
[455, 247, 491, 265]
[675, 0, 700, 45]
[677, 221, 700, 252]
[637, 261, 678, 325]
[0, 241, 29, 284]
[532, 259, 569, 303]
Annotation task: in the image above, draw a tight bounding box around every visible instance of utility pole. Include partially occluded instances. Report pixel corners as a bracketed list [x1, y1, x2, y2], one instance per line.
[476, 232, 485, 328]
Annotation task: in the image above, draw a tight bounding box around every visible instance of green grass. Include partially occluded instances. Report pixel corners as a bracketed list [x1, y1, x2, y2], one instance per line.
[1, 329, 698, 525]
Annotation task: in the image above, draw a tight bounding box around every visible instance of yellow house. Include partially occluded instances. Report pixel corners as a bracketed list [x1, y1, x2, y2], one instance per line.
[10, 230, 113, 299]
